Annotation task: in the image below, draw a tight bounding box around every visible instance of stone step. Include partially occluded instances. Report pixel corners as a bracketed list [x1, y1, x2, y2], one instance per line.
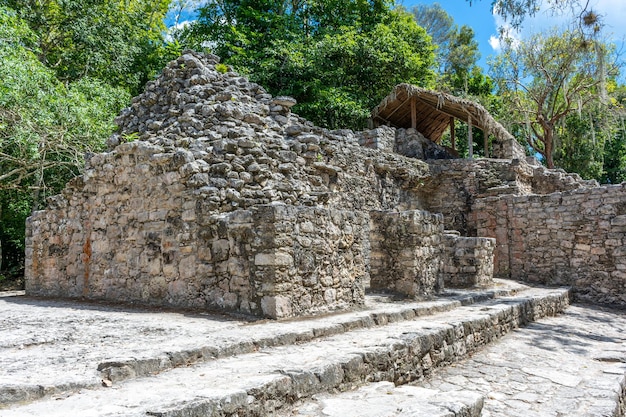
[414, 304, 626, 417]
[283, 304, 626, 417]
[0, 279, 528, 407]
[282, 382, 484, 417]
[0, 286, 569, 416]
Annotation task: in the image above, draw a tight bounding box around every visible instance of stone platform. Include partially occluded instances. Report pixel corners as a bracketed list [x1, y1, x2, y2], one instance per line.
[0, 280, 586, 416]
[282, 304, 626, 417]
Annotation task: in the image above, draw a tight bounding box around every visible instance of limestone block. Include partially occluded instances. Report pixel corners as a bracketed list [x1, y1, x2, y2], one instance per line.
[369, 209, 445, 297]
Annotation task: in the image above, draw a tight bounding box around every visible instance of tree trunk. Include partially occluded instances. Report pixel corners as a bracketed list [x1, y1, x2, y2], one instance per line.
[595, 41, 608, 105]
[544, 129, 555, 169]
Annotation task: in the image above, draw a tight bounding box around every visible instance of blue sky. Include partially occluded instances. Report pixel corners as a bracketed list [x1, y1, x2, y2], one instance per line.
[167, 0, 626, 78]
[401, 0, 626, 76]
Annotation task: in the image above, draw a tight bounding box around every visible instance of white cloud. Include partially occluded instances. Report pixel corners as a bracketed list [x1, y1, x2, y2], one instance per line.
[489, 35, 502, 51]
[165, 20, 192, 42]
[490, 12, 522, 52]
[489, 0, 626, 52]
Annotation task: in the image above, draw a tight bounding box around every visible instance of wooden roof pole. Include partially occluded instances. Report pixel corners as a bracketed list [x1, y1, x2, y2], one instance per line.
[468, 114, 473, 159]
[411, 96, 417, 129]
[450, 117, 456, 151]
[484, 130, 489, 158]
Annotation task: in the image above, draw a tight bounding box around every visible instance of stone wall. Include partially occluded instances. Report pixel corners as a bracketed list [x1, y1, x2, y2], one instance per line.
[441, 233, 495, 288]
[357, 126, 395, 153]
[369, 210, 445, 297]
[24, 49, 623, 316]
[473, 184, 626, 306]
[419, 159, 534, 235]
[26, 195, 366, 318]
[419, 158, 598, 236]
[490, 134, 526, 161]
[24, 51, 432, 317]
[248, 205, 367, 318]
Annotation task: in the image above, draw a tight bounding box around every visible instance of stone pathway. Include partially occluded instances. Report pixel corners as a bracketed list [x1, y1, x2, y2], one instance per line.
[282, 304, 626, 417]
[0, 280, 526, 405]
[0, 282, 568, 416]
[416, 304, 626, 417]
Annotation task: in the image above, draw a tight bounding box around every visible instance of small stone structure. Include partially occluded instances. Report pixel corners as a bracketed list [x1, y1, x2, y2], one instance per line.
[474, 184, 626, 306]
[441, 232, 495, 288]
[24, 50, 626, 316]
[369, 210, 445, 297]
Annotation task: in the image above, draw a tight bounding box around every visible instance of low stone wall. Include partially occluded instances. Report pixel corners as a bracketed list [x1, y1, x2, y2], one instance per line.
[369, 210, 445, 297]
[26, 196, 366, 318]
[473, 184, 626, 306]
[442, 234, 495, 288]
[248, 205, 367, 318]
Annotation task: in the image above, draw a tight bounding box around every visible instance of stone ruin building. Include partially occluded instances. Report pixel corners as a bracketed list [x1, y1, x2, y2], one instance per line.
[25, 50, 626, 319]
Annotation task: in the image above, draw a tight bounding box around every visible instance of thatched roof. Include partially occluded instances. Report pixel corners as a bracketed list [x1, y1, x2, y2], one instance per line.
[370, 84, 515, 144]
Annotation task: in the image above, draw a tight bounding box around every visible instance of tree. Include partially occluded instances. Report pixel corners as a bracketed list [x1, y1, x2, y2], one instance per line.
[179, 1, 435, 129]
[490, 29, 602, 168]
[474, 0, 597, 31]
[412, 4, 487, 96]
[600, 84, 626, 183]
[554, 110, 607, 179]
[0, 6, 129, 277]
[411, 3, 454, 72]
[3, 0, 174, 95]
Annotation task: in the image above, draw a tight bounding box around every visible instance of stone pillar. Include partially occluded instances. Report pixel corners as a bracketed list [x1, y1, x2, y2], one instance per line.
[441, 233, 495, 288]
[249, 205, 367, 319]
[369, 210, 445, 297]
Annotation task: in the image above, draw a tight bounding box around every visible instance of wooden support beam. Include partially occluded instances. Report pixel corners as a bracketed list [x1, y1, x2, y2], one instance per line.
[484, 130, 489, 158]
[450, 117, 455, 151]
[468, 115, 473, 159]
[411, 96, 417, 129]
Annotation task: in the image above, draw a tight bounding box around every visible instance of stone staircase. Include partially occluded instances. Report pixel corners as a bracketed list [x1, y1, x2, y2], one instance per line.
[6, 280, 620, 417]
[282, 303, 626, 417]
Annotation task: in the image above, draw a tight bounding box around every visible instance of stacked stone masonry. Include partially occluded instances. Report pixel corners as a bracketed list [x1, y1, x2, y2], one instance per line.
[473, 184, 626, 306]
[441, 233, 495, 288]
[369, 210, 445, 297]
[24, 50, 626, 316]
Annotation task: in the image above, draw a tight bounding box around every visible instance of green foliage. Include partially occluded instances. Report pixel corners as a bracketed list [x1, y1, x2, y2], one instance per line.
[602, 124, 626, 184]
[554, 112, 606, 180]
[3, 0, 173, 95]
[0, 5, 129, 274]
[215, 63, 229, 74]
[179, 1, 435, 130]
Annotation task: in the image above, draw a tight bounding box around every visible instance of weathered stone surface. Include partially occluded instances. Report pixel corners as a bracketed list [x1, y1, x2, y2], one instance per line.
[284, 382, 484, 417]
[395, 128, 456, 160]
[369, 210, 445, 297]
[474, 183, 626, 306]
[419, 158, 595, 235]
[442, 234, 495, 288]
[25, 51, 433, 317]
[23, 49, 622, 317]
[415, 305, 626, 417]
[0, 285, 570, 416]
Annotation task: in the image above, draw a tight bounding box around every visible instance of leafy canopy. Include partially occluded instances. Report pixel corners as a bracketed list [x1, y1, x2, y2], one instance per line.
[0, 6, 130, 272]
[3, 0, 174, 95]
[178, 0, 436, 129]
